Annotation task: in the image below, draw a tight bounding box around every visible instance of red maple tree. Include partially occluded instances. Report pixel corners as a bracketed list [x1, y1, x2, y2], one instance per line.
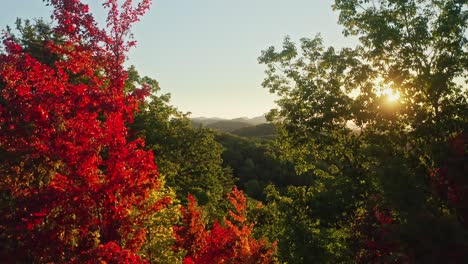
[351, 202, 407, 263]
[0, 0, 168, 262]
[430, 133, 467, 228]
[174, 188, 276, 264]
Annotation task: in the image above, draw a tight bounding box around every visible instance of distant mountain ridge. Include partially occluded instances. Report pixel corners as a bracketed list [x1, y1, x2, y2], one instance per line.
[190, 115, 274, 138]
[206, 120, 252, 133]
[191, 115, 267, 126]
[229, 116, 267, 125]
[190, 117, 225, 126]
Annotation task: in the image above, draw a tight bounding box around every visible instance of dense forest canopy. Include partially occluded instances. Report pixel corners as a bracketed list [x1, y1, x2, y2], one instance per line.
[0, 0, 466, 263]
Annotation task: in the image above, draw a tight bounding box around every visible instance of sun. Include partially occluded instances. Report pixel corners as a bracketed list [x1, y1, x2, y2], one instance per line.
[378, 88, 400, 102]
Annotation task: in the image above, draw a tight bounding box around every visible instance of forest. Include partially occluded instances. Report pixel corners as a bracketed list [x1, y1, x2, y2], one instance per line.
[0, 0, 466, 263]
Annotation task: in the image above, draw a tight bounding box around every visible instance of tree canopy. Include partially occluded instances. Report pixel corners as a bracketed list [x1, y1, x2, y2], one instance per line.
[258, 0, 467, 262]
[0, 1, 275, 263]
[0, 0, 465, 263]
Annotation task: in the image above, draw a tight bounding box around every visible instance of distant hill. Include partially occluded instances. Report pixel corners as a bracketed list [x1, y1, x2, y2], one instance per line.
[190, 115, 270, 134]
[231, 123, 276, 139]
[246, 116, 268, 125]
[231, 116, 267, 126]
[191, 115, 267, 126]
[191, 117, 225, 126]
[206, 120, 252, 133]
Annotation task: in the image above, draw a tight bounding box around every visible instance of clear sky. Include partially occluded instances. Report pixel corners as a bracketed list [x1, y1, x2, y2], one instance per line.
[1, 0, 355, 118]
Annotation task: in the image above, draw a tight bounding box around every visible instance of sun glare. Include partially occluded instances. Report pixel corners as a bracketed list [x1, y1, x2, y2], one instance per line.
[378, 88, 400, 102]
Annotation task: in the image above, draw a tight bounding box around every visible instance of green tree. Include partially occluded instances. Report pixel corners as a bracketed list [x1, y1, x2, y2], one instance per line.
[259, 0, 467, 262]
[139, 177, 184, 263]
[252, 185, 352, 263]
[126, 67, 235, 219]
[334, 0, 467, 140]
[215, 133, 313, 200]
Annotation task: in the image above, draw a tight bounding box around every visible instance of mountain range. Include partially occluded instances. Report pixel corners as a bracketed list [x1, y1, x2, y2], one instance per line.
[190, 115, 274, 138]
[191, 116, 267, 127]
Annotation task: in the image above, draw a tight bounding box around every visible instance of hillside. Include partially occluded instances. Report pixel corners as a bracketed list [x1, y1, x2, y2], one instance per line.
[205, 120, 252, 133]
[190, 117, 224, 126]
[190, 115, 268, 133]
[231, 123, 276, 139]
[231, 116, 267, 126]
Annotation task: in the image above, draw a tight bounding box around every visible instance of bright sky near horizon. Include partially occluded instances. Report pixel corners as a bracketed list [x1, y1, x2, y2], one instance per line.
[1, 0, 355, 118]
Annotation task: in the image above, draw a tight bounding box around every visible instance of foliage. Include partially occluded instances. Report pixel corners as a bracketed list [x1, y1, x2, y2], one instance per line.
[140, 177, 184, 263]
[0, 0, 170, 262]
[206, 120, 253, 133]
[174, 188, 277, 264]
[251, 185, 352, 263]
[216, 133, 316, 200]
[258, 0, 467, 262]
[332, 0, 467, 142]
[430, 133, 468, 228]
[126, 67, 235, 218]
[349, 197, 407, 263]
[230, 123, 276, 140]
[1, 0, 466, 262]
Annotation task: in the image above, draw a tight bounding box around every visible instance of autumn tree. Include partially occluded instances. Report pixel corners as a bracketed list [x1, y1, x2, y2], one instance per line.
[259, 0, 467, 262]
[0, 0, 170, 262]
[174, 188, 276, 264]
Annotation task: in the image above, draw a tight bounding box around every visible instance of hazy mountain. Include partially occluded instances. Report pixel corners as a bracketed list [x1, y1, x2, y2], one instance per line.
[245, 116, 268, 125]
[190, 117, 225, 126]
[190, 115, 269, 133]
[231, 116, 267, 125]
[205, 120, 252, 133]
[191, 115, 266, 125]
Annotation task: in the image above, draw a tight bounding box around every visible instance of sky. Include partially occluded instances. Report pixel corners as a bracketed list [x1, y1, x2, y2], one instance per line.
[0, 0, 356, 118]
